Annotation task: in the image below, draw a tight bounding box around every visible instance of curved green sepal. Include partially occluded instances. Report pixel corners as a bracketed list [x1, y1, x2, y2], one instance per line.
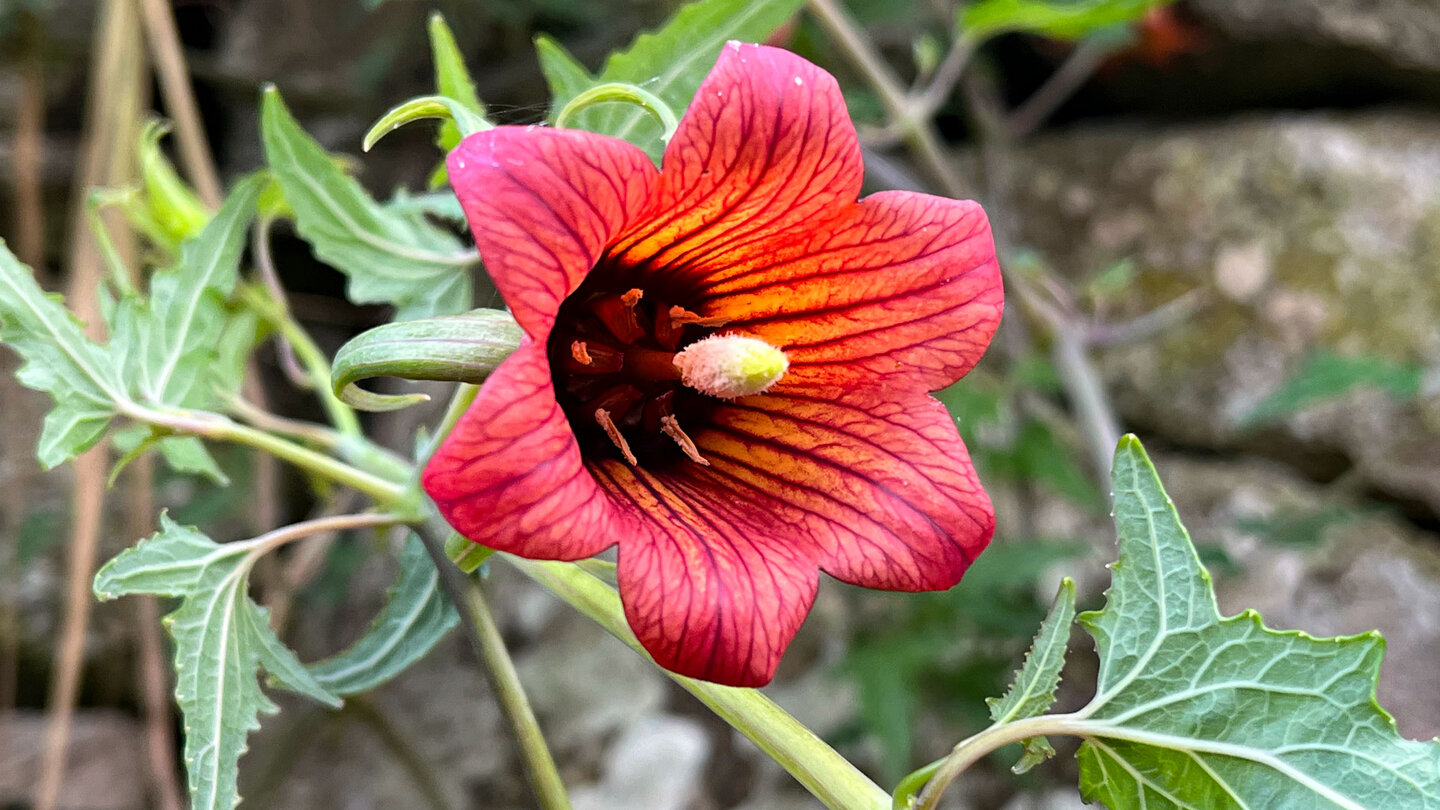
[363, 95, 492, 153]
[554, 82, 679, 144]
[137, 118, 212, 243]
[331, 309, 523, 412]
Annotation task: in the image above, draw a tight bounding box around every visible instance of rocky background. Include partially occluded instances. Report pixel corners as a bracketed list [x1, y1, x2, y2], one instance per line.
[2, 1, 1440, 808]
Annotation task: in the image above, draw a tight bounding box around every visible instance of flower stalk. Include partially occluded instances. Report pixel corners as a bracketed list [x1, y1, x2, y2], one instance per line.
[121, 402, 411, 506]
[506, 555, 892, 810]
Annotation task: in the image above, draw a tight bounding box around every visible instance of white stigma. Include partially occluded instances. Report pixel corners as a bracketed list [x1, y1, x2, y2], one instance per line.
[672, 334, 789, 399]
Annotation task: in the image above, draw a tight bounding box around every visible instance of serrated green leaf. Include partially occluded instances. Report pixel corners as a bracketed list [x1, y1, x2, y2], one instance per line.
[1070, 436, 1440, 809]
[115, 174, 263, 409]
[987, 578, 1074, 773]
[1240, 351, 1425, 428]
[0, 241, 132, 467]
[385, 189, 465, 224]
[110, 426, 228, 486]
[428, 13, 486, 153]
[309, 534, 459, 695]
[94, 515, 340, 810]
[157, 436, 229, 486]
[961, 0, 1168, 42]
[536, 35, 595, 112]
[989, 578, 1074, 723]
[539, 0, 804, 159]
[260, 87, 476, 320]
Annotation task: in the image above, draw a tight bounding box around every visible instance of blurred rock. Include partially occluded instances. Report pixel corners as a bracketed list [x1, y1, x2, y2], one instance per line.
[1190, 0, 1440, 73]
[0, 710, 148, 810]
[570, 715, 710, 810]
[1154, 453, 1440, 740]
[1000, 789, 1088, 810]
[1008, 112, 1440, 514]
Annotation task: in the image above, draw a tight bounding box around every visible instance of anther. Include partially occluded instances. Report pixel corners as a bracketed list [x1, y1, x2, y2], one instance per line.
[669, 305, 730, 328]
[591, 293, 647, 344]
[621, 288, 644, 308]
[653, 303, 685, 350]
[571, 341, 593, 365]
[595, 409, 638, 466]
[661, 415, 709, 466]
[565, 341, 624, 374]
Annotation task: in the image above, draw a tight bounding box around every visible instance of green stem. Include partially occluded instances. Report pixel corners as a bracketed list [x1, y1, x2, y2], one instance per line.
[422, 383, 479, 463]
[462, 578, 572, 810]
[123, 402, 409, 506]
[505, 555, 890, 810]
[912, 714, 1086, 810]
[238, 282, 363, 437]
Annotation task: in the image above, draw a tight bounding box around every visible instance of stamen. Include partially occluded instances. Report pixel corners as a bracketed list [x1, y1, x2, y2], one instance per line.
[653, 303, 685, 350]
[571, 341, 593, 365]
[621, 288, 644, 308]
[591, 293, 647, 344]
[669, 305, 730, 328]
[661, 415, 709, 466]
[595, 409, 638, 466]
[564, 340, 624, 374]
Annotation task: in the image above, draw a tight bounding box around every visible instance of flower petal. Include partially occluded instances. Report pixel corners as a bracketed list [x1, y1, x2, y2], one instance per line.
[608, 43, 863, 287]
[693, 389, 994, 591]
[700, 190, 1002, 395]
[448, 126, 659, 337]
[592, 459, 821, 687]
[423, 342, 633, 560]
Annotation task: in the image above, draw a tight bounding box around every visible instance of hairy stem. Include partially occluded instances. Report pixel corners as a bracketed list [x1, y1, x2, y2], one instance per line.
[463, 578, 573, 809]
[122, 403, 410, 506]
[913, 714, 1084, 810]
[413, 523, 572, 810]
[507, 556, 891, 810]
[238, 281, 363, 437]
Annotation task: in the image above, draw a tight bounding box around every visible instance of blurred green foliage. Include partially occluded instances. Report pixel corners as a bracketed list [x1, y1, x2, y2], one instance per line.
[1240, 351, 1426, 427]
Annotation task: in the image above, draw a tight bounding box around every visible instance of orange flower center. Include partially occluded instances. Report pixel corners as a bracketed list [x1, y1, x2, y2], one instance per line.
[548, 277, 728, 468]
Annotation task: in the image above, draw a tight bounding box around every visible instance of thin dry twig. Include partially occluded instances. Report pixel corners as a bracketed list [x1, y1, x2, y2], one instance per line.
[1, 23, 51, 702]
[127, 457, 186, 810]
[12, 11, 47, 271]
[33, 3, 146, 808]
[1006, 39, 1110, 139]
[137, 0, 222, 208]
[806, 0, 969, 197]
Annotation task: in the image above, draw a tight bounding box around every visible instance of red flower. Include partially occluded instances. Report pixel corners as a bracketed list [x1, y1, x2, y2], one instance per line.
[424, 43, 1002, 687]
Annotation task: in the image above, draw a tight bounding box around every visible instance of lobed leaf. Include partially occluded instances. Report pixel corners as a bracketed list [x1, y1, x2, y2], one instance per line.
[309, 534, 459, 695]
[260, 87, 477, 320]
[0, 240, 131, 467]
[537, 0, 804, 160]
[1072, 437, 1440, 809]
[115, 173, 264, 409]
[94, 516, 340, 810]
